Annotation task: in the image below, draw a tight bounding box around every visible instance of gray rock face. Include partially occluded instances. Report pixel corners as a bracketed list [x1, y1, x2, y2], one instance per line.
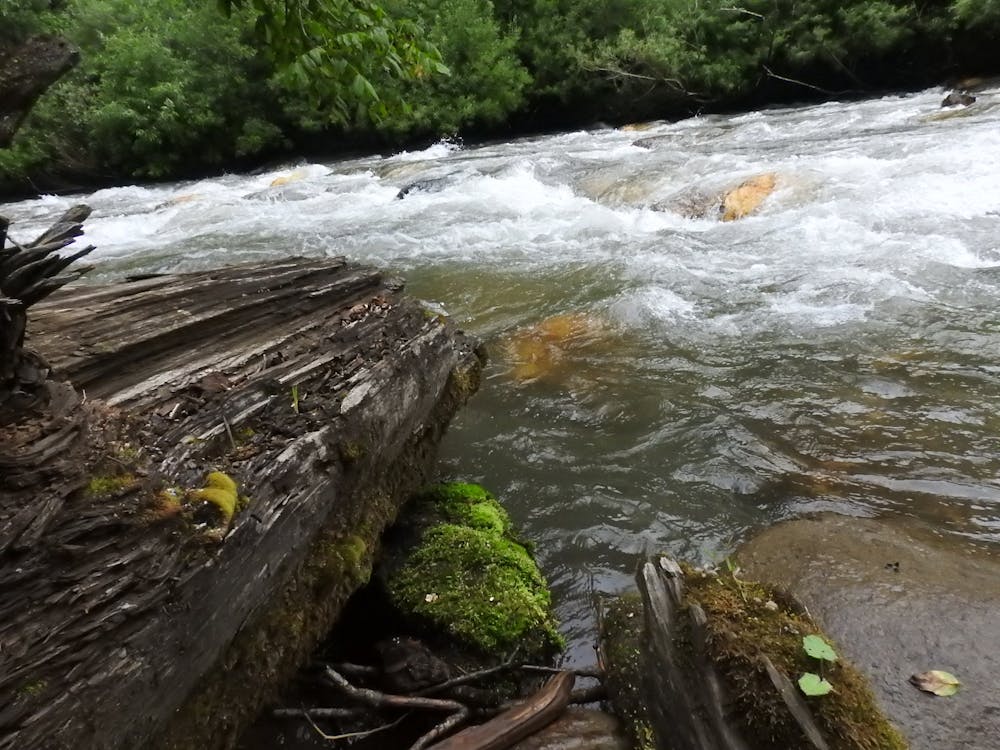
[739, 514, 1000, 750]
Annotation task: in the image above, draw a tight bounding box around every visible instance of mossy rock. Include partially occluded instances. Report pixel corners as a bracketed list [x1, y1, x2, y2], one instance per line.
[385, 482, 564, 661]
[683, 566, 905, 749]
[599, 563, 906, 750]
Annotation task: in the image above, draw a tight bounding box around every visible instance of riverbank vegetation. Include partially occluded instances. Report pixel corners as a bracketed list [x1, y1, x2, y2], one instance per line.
[1, 0, 998, 193]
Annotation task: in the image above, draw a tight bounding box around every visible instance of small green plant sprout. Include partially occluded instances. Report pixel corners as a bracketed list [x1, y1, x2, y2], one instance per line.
[802, 634, 838, 663]
[291, 384, 300, 414]
[910, 670, 961, 697]
[799, 672, 834, 696]
[799, 634, 839, 696]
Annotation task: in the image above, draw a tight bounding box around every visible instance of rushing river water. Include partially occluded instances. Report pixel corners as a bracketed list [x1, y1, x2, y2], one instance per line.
[4, 86, 1000, 662]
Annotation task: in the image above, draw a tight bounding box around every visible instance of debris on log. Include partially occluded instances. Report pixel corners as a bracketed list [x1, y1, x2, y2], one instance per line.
[598, 555, 908, 750]
[0, 245, 484, 750]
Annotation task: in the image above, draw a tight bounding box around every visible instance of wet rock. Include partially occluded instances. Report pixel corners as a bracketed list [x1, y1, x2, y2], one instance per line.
[501, 312, 608, 383]
[739, 514, 1000, 750]
[941, 91, 976, 108]
[511, 708, 630, 750]
[720, 172, 777, 221]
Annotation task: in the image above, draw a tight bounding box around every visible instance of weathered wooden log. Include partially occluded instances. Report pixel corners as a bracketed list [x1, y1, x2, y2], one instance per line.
[0, 205, 95, 422]
[599, 556, 907, 750]
[0, 35, 80, 147]
[426, 671, 575, 750]
[0, 257, 484, 750]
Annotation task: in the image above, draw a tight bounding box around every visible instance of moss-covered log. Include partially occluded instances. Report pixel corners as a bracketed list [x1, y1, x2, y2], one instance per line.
[0, 257, 484, 750]
[599, 555, 907, 750]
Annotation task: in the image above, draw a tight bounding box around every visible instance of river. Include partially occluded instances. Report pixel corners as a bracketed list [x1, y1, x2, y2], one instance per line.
[4, 86, 1000, 663]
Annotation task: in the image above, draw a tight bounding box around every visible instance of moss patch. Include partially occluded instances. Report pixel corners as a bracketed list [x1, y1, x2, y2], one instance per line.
[85, 473, 138, 498]
[684, 567, 907, 750]
[598, 594, 656, 750]
[386, 482, 563, 659]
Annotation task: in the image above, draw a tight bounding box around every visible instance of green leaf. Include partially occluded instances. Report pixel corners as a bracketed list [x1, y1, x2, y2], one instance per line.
[798, 672, 834, 696]
[910, 670, 961, 697]
[802, 634, 838, 662]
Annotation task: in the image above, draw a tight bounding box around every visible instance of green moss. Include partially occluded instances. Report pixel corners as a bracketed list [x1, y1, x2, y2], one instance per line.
[424, 482, 512, 535]
[85, 473, 137, 498]
[684, 567, 907, 750]
[187, 471, 242, 526]
[387, 484, 563, 659]
[599, 594, 657, 750]
[340, 441, 367, 462]
[328, 535, 371, 585]
[17, 679, 47, 699]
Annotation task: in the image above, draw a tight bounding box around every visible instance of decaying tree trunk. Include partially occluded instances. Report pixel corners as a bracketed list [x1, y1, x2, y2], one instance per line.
[0, 253, 484, 750]
[0, 35, 80, 147]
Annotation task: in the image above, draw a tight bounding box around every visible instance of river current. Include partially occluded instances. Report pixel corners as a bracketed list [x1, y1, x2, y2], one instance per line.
[4, 86, 1000, 660]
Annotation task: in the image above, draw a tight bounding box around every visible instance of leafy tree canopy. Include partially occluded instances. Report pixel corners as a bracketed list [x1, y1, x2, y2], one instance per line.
[218, 0, 449, 123]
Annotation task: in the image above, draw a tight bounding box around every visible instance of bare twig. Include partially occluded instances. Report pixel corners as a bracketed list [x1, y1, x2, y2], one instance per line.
[300, 709, 408, 743]
[762, 65, 836, 95]
[322, 665, 467, 714]
[272, 706, 362, 720]
[414, 647, 522, 697]
[720, 6, 765, 18]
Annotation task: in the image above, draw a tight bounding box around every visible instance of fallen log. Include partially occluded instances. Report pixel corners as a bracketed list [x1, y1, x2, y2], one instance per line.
[0, 255, 484, 750]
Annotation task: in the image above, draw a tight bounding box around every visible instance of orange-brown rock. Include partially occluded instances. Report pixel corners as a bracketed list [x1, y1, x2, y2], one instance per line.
[720, 173, 777, 221]
[502, 313, 607, 382]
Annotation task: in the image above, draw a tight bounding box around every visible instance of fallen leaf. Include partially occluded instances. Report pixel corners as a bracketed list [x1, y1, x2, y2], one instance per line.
[910, 670, 961, 697]
[798, 672, 834, 696]
[803, 634, 838, 663]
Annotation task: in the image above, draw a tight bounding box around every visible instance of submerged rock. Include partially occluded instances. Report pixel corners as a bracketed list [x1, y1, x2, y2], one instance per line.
[500, 312, 608, 383]
[941, 91, 976, 108]
[739, 514, 1000, 750]
[720, 172, 778, 221]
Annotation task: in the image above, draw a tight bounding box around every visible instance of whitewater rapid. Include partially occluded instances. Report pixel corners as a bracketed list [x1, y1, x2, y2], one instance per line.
[5, 85, 1000, 657]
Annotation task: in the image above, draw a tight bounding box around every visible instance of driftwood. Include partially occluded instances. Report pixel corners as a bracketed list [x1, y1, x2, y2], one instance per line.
[1, 205, 95, 422]
[426, 671, 575, 750]
[0, 35, 80, 147]
[0, 251, 484, 750]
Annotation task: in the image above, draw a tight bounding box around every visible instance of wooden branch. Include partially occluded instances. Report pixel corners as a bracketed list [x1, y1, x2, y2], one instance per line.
[762, 65, 836, 95]
[425, 671, 575, 750]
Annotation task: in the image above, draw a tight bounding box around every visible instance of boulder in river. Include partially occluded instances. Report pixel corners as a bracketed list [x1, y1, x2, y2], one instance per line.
[940, 91, 976, 108]
[739, 514, 1000, 750]
[381, 482, 564, 662]
[720, 172, 778, 221]
[501, 312, 609, 383]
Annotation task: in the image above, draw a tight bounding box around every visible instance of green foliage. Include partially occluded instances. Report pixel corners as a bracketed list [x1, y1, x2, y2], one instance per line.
[2, 0, 283, 182]
[799, 672, 835, 696]
[0, 0, 62, 41]
[220, 0, 448, 124]
[376, 0, 529, 136]
[803, 634, 839, 662]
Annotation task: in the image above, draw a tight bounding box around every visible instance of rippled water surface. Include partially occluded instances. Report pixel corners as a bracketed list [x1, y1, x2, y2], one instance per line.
[5, 87, 1000, 658]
